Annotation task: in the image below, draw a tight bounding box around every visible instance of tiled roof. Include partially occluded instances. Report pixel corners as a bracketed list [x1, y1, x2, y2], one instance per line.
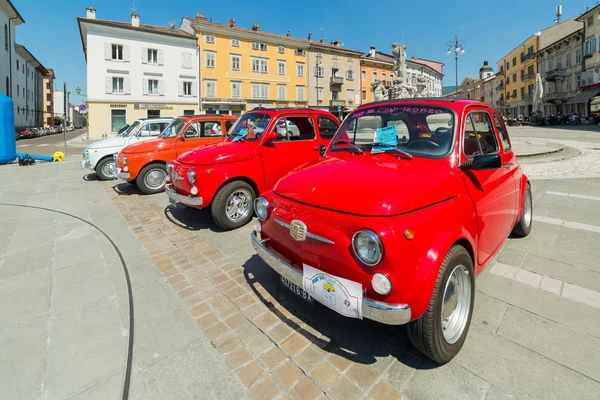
[79, 18, 195, 39]
[192, 17, 363, 54]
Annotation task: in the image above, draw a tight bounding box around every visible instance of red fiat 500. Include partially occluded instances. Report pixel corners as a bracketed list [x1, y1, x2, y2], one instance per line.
[252, 99, 532, 363]
[165, 108, 340, 230]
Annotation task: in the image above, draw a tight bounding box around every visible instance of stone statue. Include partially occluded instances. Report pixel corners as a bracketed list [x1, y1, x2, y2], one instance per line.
[415, 75, 428, 97]
[371, 79, 388, 101]
[392, 43, 407, 81]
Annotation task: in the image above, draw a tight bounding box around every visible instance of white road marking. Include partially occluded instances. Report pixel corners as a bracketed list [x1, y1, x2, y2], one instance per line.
[533, 215, 600, 234]
[546, 190, 600, 201]
[489, 261, 600, 309]
[37, 144, 50, 147]
[17, 144, 31, 147]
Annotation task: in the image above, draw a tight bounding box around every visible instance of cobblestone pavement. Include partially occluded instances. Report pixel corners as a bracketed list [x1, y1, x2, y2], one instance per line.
[2, 125, 600, 399]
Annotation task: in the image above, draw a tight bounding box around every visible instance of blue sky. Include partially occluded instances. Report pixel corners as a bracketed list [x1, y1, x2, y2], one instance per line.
[13, 0, 595, 105]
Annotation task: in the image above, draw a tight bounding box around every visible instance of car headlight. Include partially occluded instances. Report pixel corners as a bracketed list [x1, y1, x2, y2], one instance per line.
[166, 162, 172, 172]
[122, 155, 128, 165]
[187, 169, 196, 185]
[254, 197, 268, 220]
[352, 230, 383, 266]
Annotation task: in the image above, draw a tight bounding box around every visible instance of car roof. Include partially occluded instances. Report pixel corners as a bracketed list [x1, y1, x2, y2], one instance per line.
[356, 97, 489, 110]
[181, 114, 237, 120]
[245, 107, 336, 116]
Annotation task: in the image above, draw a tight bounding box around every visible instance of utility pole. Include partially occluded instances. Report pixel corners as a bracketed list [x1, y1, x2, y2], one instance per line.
[63, 82, 67, 156]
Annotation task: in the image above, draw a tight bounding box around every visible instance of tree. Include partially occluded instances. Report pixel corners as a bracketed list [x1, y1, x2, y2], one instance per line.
[82, 112, 88, 127]
[54, 116, 64, 126]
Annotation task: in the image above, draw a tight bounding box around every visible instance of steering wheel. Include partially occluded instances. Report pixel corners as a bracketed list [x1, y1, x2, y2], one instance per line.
[433, 127, 450, 137]
[407, 139, 440, 149]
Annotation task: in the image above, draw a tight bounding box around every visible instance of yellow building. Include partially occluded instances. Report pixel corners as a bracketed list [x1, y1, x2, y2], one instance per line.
[360, 47, 394, 104]
[497, 35, 538, 118]
[188, 15, 310, 114]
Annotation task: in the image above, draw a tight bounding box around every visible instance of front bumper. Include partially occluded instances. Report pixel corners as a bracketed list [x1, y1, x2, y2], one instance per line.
[112, 167, 130, 180]
[251, 231, 411, 325]
[165, 184, 204, 207]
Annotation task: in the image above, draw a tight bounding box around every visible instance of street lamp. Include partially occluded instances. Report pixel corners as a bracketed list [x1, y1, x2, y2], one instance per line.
[446, 36, 465, 96]
[76, 86, 81, 95]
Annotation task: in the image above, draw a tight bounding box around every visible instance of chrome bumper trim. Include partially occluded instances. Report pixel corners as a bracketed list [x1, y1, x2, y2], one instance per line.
[251, 231, 411, 325]
[274, 218, 335, 245]
[165, 184, 203, 207]
[119, 172, 131, 179]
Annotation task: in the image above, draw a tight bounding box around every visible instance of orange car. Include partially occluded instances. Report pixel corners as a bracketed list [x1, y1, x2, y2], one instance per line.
[114, 114, 237, 194]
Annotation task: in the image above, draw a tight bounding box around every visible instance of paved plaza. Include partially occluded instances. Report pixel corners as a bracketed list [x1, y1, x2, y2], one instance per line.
[1, 125, 600, 399]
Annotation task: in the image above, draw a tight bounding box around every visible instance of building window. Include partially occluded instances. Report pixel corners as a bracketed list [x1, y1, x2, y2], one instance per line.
[230, 38, 240, 47]
[296, 63, 304, 77]
[347, 89, 355, 104]
[589, 15, 594, 27]
[278, 46, 285, 54]
[566, 76, 572, 91]
[205, 51, 216, 68]
[512, 57, 516, 66]
[294, 49, 305, 56]
[576, 75, 581, 88]
[147, 110, 160, 118]
[231, 81, 241, 98]
[205, 35, 216, 44]
[346, 69, 355, 80]
[316, 87, 323, 101]
[278, 61, 286, 75]
[512, 73, 516, 82]
[556, 55, 562, 69]
[148, 79, 159, 94]
[506, 62, 509, 70]
[362, 70, 366, 81]
[507, 76, 510, 84]
[231, 54, 241, 71]
[314, 65, 324, 77]
[251, 42, 259, 50]
[296, 86, 304, 101]
[112, 44, 123, 60]
[251, 83, 269, 99]
[183, 81, 192, 96]
[372, 71, 378, 81]
[576, 48, 582, 63]
[205, 80, 216, 97]
[278, 84, 286, 100]
[111, 109, 126, 132]
[182, 53, 193, 68]
[147, 48, 158, 64]
[251, 57, 268, 73]
[332, 54, 338, 60]
[566, 52, 571, 67]
[362, 90, 366, 100]
[184, 110, 195, 116]
[260, 43, 268, 51]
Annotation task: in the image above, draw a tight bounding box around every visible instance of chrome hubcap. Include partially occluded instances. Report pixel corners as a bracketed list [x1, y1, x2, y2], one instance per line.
[524, 190, 532, 228]
[441, 264, 471, 344]
[103, 161, 115, 178]
[145, 169, 166, 189]
[225, 189, 252, 222]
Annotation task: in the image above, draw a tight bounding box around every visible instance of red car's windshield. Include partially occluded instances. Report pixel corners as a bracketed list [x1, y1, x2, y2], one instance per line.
[333, 105, 455, 158]
[226, 112, 272, 141]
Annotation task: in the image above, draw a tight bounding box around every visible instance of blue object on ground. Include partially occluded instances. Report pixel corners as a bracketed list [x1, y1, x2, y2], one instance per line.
[0, 94, 16, 164]
[16, 152, 53, 162]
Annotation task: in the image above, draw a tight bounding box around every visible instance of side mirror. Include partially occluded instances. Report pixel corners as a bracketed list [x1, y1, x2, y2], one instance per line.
[319, 144, 326, 156]
[265, 130, 280, 142]
[460, 153, 502, 171]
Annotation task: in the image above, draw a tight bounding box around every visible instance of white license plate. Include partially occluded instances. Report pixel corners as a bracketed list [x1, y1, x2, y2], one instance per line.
[281, 276, 313, 304]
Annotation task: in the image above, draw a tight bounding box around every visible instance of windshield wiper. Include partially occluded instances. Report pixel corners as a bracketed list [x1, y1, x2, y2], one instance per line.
[378, 148, 413, 160]
[333, 139, 364, 153]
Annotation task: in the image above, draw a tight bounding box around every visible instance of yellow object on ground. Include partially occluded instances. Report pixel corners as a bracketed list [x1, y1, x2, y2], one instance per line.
[53, 152, 65, 162]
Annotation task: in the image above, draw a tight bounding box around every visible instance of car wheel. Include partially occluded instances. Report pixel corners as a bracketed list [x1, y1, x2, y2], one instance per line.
[136, 163, 167, 194]
[511, 183, 532, 237]
[211, 181, 256, 231]
[95, 157, 116, 180]
[406, 245, 475, 364]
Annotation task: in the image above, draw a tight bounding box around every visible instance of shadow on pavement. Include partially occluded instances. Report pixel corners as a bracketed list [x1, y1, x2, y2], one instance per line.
[112, 182, 143, 196]
[163, 204, 225, 233]
[241, 254, 437, 370]
[82, 173, 101, 182]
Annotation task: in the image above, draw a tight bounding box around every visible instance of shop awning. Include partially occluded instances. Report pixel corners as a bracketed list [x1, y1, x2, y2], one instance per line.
[568, 90, 600, 103]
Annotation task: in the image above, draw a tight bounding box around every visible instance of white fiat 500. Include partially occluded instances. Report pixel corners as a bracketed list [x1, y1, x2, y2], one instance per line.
[81, 118, 172, 180]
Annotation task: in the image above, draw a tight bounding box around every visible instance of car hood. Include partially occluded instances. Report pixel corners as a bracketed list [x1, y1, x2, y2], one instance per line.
[122, 138, 171, 154]
[87, 137, 132, 150]
[177, 140, 256, 166]
[273, 156, 460, 217]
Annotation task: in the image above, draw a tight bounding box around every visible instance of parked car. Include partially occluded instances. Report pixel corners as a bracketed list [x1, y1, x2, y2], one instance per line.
[116, 124, 130, 136]
[81, 117, 173, 180]
[166, 108, 340, 230]
[251, 99, 532, 364]
[114, 115, 237, 194]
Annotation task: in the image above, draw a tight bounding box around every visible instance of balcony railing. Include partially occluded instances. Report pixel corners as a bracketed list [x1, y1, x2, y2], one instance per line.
[545, 69, 565, 81]
[521, 53, 535, 62]
[584, 51, 593, 59]
[330, 76, 344, 85]
[523, 72, 535, 81]
[545, 92, 566, 102]
[329, 99, 346, 107]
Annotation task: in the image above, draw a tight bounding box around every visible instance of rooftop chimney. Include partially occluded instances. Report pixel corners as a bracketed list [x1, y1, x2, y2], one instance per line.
[369, 46, 376, 57]
[331, 40, 340, 46]
[320, 37, 325, 43]
[86, 7, 96, 20]
[308, 33, 312, 41]
[131, 13, 140, 27]
[252, 23, 260, 31]
[228, 18, 236, 27]
[287, 30, 291, 37]
[196, 12, 207, 21]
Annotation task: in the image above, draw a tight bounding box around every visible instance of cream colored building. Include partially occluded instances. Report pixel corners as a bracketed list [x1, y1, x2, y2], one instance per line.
[78, 7, 199, 139]
[307, 38, 362, 117]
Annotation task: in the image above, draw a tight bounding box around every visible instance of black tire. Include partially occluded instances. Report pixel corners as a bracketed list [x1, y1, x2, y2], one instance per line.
[136, 163, 167, 194]
[406, 245, 475, 364]
[211, 181, 256, 231]
[512, 183, 532, 237]
[95, 157, 116, 181]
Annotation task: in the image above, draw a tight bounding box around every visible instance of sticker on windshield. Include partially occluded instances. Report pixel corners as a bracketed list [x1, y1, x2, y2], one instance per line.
[371, 125, 397, 154]
[233, 128, 248, 142]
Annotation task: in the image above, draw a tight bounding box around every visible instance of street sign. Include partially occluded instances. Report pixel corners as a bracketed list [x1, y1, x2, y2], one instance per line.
[338, 106, 342, 111]
[79, 104, 87, 112]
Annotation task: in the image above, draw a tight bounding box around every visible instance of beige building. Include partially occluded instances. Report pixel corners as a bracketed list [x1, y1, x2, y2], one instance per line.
[572, 7, 600, 114]
[307, 38, 362, 118]
[42, 68, 54, 127]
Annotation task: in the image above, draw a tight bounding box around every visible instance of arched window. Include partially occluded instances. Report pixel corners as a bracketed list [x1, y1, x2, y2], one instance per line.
[4, 24, 7, 51]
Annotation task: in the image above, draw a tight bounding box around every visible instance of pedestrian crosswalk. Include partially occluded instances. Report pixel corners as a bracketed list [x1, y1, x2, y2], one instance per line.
[17, 143, 51, 148]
